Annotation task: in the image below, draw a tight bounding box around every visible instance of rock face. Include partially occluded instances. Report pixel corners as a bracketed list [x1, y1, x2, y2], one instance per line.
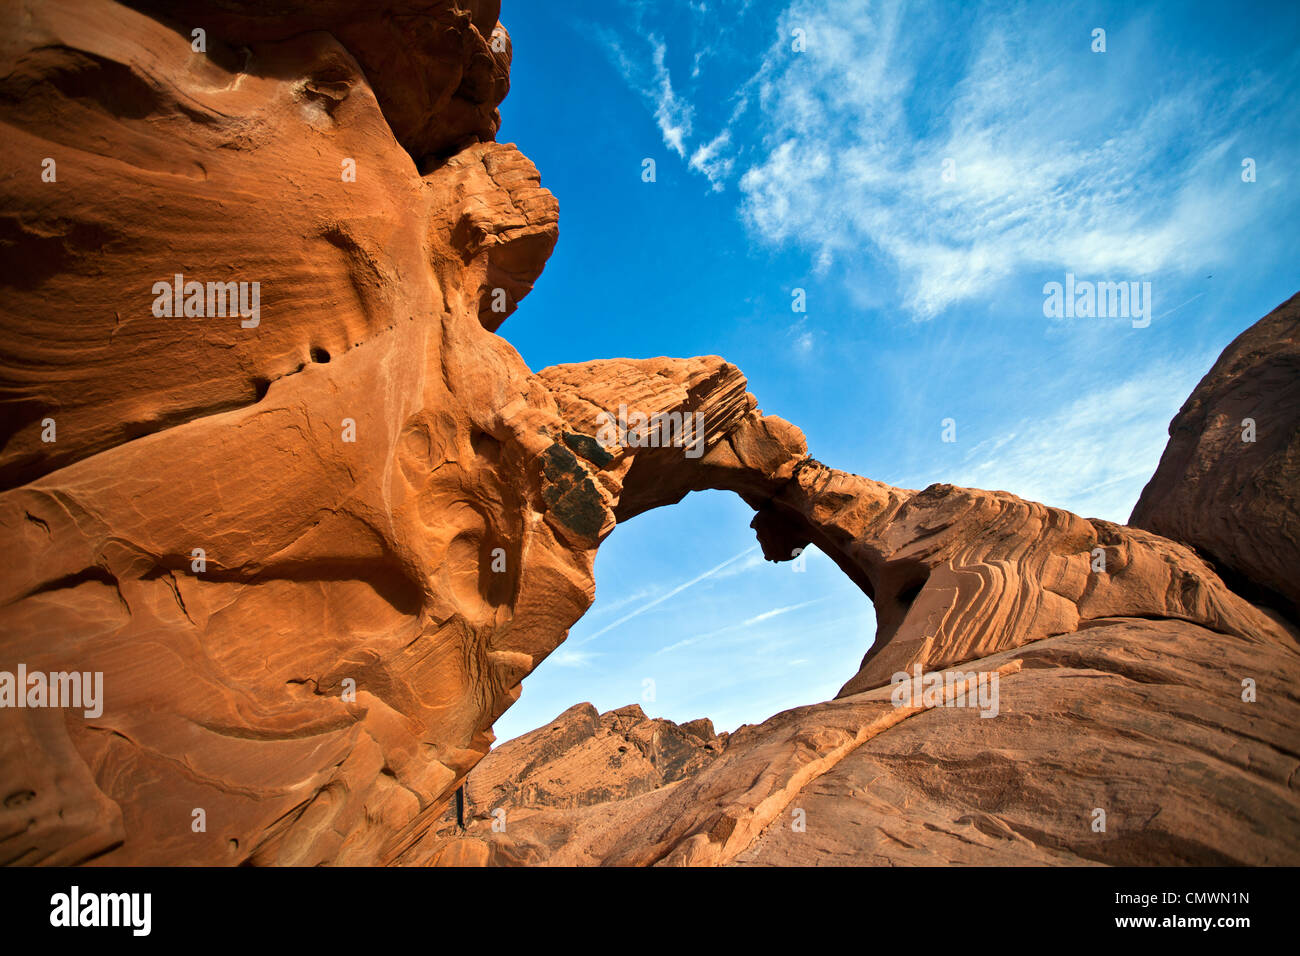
[463, 703, 724, 813]
[120, 0, 513, 168]
[419, 350, 1300, 866]
[424, 703, 725, 866]
[1130, 293, 1300, 620]
[435, 616, 1300, 866]
[0, 0, 570, 866]
[1, 0, 1297, 868]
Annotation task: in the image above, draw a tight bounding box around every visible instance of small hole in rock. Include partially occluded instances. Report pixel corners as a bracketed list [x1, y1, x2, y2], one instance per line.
[4, 789, 36, 809]
[310, 346, 331, 364]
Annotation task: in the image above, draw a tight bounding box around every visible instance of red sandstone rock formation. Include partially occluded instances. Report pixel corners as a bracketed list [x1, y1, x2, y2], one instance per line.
[1130, 292, 1300, 620]
[0, 0, 569, 865]
[434, 609, 1300, 865]
[424, 703, 725, 866]
[1, 0, 1296, 868]
[417, 350, 1300, 867]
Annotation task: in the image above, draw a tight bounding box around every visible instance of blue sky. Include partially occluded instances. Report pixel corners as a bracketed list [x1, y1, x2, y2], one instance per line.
[487, 0, 1300, 743]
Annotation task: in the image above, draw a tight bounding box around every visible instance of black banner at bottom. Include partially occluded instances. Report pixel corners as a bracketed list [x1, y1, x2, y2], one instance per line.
[0, 865, 1284, 943]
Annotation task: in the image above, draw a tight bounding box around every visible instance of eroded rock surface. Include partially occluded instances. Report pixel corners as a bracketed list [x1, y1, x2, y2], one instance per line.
[121, 0, 513, 168]
[408, 333, 1300, 868]
[538, 357, 1292, 699]
[0, 0, 573, 866]
[1130, 292, 1300, 619]
[1, 0, 1296, 869]
[437, 615, 1299, 866]
[424, 703, 726, 866]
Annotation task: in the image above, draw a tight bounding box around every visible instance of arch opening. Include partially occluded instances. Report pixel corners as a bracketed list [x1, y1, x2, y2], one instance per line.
[492, 489, 876, 745]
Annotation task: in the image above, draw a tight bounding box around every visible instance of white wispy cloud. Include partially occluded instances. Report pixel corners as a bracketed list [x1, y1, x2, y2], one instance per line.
[733, 0, 1294, 317]
[586, 585, 659, 617]
[594, 27, 696, 159]
[548, 649, 600, 668]
[649, 37, 693, 157]
[592, 0, 1295, 318]
[588, 0, 764, 186]
[741, 597, 826, 626]
[592, 0, 1300, 321]
[709, 547, 766, 578]
[789, 320, 814, 355]
[913, 355, 1215, 522]
[688, 129, 734, 189]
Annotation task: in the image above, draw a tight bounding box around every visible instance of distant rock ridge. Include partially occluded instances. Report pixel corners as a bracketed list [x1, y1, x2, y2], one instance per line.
[424, 703, 727, 866]
[1, 0, 1296, 867]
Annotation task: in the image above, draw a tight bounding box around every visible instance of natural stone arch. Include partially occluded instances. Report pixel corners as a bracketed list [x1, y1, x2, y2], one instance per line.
[535, 357, 1289, 702]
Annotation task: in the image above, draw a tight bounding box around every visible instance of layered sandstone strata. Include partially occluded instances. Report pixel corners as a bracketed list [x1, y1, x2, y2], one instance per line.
[0, 0, 569, 865]
[1, 0, 1296, 868]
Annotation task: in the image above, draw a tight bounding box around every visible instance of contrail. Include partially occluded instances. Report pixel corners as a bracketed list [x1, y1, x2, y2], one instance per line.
[740, 597, 826, 626]
[1155, 290, 1205, 320]
[574, 545, 760, 645]
[654, 596, 830, 655]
